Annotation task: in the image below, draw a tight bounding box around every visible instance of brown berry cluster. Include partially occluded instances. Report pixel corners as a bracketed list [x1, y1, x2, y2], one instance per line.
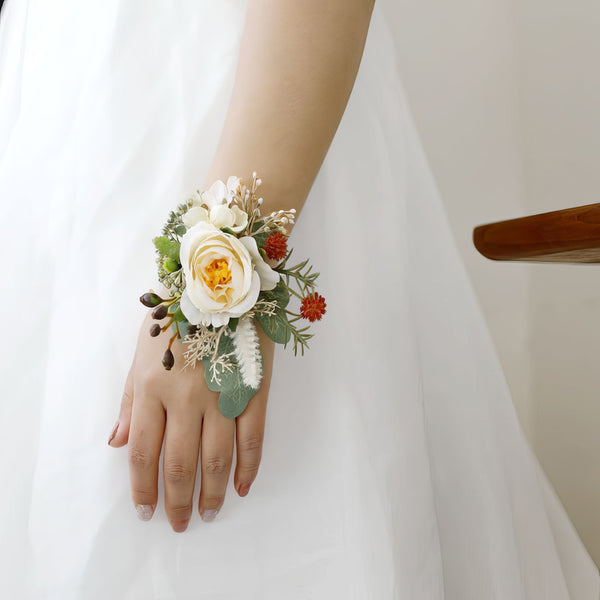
[139, 292, 181, 370]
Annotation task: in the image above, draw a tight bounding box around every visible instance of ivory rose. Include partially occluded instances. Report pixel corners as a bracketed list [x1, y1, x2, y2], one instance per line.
[179, 221, 279, 327]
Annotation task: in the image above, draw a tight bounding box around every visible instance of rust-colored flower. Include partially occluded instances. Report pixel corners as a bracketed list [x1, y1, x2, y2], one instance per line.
[263, 232, 288, 261]
[300, 292, 327, 322]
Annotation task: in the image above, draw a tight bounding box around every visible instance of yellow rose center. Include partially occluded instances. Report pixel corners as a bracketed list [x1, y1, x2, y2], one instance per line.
[201, 258, 232, 291]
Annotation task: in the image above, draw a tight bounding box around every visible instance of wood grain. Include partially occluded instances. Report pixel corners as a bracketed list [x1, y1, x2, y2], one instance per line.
[473, 202, 600, 263]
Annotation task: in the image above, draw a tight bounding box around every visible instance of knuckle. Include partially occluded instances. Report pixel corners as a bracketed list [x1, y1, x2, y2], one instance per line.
[238, 432, 264, 453]
[201, 495, 225, 510]
[166, 504, 193, 519]
[131, 488, 156, 505]
[136, 371, 161, 396]
[129, 446, 154, 470]
[238, 462, 260, 479]
[204, 455, 229, 476]
[164, 460, 196, 485]
[121, 387, 133, 406]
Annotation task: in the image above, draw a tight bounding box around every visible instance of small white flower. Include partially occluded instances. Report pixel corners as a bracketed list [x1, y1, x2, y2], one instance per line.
[183, 178, 248, 232]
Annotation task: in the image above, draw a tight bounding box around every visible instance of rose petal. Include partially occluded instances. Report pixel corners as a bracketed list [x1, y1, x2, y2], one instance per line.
[239, 236, 279, 291]
[180, 289, 213, 326]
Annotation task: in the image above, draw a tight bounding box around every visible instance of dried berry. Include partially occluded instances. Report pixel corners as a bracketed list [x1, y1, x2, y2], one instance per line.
[152, 304, 169, 320]
[149, 323, 161, 337]
[140, 292, 163, 307]
[162, 349, 174, 370]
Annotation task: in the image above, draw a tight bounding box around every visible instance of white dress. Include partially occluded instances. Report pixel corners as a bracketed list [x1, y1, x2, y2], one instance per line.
[0, 1, 598, 598]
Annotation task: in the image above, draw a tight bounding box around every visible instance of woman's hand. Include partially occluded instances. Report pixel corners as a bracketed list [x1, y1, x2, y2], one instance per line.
[108, 309, 275, 532]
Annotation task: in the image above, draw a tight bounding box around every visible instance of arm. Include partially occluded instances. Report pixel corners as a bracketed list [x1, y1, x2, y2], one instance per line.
[204, 0, 375, 218]
[112, 0, 376, 532]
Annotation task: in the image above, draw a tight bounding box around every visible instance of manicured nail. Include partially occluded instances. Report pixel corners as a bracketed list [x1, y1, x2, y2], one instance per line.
[135, 504, 155, 521]
[201, 509, 219, 522]
[238, 483, 251, 497]
[170, 518, 190, 532]
[107, 421, 119, 445]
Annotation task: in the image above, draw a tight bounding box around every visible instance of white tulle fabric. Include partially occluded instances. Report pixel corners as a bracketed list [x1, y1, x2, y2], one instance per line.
[0, 1, 598, 598]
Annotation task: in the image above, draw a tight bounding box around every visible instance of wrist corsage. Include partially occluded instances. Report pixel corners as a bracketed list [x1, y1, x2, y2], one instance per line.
[139, 172, 326, 419]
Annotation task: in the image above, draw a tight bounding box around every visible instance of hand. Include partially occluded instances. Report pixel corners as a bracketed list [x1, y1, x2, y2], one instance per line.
[108, 309, 275, 532]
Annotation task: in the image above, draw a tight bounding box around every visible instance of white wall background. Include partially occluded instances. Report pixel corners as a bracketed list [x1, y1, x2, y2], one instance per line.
[380, 0, 600, 567]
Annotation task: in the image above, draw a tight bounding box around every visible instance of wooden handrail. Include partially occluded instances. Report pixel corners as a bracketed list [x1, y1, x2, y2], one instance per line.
[473, 202, 600, 263]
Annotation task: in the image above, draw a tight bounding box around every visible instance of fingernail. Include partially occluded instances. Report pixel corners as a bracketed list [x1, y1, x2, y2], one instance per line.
[239, 483, 251, 497]
[170, 518, 190, 532]
[135, 504, 155, 521]
[107, 421, 119, 445]
[201, 509, 219, 522]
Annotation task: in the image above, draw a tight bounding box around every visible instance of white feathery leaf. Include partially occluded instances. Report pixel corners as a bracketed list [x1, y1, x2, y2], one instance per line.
[231, 316, 262, 389]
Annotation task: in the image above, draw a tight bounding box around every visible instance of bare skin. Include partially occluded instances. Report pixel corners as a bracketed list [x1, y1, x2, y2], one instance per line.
[108, 0, 375, 532]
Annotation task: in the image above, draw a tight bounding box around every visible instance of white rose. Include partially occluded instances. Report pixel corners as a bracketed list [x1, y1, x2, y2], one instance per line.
[179, 221, 279, 327]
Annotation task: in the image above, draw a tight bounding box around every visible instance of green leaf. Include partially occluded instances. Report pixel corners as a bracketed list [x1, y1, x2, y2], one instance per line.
[200, 333, 263, 418]
[253, 231, 270, 249]
[174, 224, 187, 236]
[221, 227, 237, 236]
[170, 319, 191, 341]
[177, 320, 191, 339]
[172, 307, 186, 322]
[201, 334, 236, 393]
[228, 317, 239, 332]
[218, 383, 256, 419]
[255, 307, 291, 344]
[251, 220, 265, 233]
[153, 235, 181, 262]
[260, 280, 290, 309]
[163, 257, 180, 273]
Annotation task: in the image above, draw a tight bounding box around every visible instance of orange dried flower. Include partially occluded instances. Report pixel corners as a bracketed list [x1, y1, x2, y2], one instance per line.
[300, 292, 327, 322]
[263, 232, 288, 261]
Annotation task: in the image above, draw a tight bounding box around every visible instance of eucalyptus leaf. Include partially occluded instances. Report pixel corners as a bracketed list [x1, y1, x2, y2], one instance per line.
[174, 224, 187, 236]
[255, 307, 291, 344]
[218, 384, 256, 419]
[261, 280, 290, 309]
[201, 334, 238, 392]
[177, 320, 191, 340]
[253, 231, 270, 249]
[172, 307, 186, 322]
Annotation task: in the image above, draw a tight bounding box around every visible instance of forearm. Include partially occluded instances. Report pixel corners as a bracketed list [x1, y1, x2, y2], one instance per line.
[203, 0, 375, 223]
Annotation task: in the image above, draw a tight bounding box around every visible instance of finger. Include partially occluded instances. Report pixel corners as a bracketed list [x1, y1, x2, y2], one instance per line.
[163, 397, 203, 532]
[234, 390, 267, 497]
[109, 359, 135, 447]
[199, 403, 235, 522]
[128, 394, 165, 521]
[234, 328, 274, 497]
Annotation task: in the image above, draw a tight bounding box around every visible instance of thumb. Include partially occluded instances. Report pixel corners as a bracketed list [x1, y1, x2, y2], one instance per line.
[108, 361, 135, 447]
